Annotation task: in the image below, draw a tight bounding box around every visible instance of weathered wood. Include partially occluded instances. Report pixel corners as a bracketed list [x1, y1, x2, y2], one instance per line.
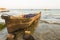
[1, 12, 41, 33]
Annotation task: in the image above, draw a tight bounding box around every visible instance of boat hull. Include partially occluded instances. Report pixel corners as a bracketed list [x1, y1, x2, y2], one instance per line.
[1, 12, 41, 33]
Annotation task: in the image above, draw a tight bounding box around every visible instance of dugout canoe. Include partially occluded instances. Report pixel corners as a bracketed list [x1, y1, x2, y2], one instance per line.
[1, 12, 41, 33]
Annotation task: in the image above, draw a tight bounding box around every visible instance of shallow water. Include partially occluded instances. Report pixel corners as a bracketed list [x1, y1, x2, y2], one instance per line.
[0, 9, 60, 23]
[0, 20, 60, 40]
[0, 9, 60, 40]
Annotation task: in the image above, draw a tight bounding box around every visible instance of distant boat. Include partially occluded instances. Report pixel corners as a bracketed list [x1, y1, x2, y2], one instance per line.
[0, 8, 9, 12]
[1, 12, 41, 33]
[44, 9, 51, 11]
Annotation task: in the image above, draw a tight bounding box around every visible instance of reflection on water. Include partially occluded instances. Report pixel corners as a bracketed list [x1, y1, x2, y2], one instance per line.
[0, 28, 8, 40]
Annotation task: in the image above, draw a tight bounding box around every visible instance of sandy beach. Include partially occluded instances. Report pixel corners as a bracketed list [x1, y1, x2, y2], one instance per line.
[0, 20, 60, 40]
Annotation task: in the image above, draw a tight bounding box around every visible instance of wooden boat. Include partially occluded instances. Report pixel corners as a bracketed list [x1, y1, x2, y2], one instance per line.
[0, 8, 9, 12]
[1, 12, 41, 33]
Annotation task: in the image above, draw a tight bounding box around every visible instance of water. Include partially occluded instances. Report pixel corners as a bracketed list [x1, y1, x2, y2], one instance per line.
[0, 28, 8, 40]
[0, 9, 60, 40]
[0, 9, 60, 23]
[0, 20, 60, 40]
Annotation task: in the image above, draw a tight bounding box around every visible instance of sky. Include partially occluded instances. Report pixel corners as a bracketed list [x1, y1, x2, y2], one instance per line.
[0, 0, 60, 9]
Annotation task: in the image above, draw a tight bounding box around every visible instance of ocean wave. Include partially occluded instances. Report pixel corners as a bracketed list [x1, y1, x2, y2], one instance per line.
[40, 19, 60, 24]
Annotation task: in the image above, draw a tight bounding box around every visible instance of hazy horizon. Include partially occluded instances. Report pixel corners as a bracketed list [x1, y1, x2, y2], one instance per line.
[0, 0, 60, 9]
[0, 9, 60, 23]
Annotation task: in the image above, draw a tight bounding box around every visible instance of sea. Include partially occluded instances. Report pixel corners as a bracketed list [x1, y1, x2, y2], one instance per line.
[0, 9, 60, 23]
[0, 9, 60, 40]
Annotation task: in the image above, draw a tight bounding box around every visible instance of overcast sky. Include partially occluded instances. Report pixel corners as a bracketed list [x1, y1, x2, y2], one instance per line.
[0, 0, 60, 9]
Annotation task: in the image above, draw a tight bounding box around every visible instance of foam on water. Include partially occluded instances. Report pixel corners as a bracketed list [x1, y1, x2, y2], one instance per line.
[0, 9, 60, 40]
[0, 9, 60, 23]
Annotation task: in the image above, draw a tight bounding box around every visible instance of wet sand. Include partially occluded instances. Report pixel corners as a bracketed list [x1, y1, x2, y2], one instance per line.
[0, 20, 60, 40]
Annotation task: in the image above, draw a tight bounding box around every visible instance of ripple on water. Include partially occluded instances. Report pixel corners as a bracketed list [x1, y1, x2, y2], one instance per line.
[0, 21, 60, 40]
